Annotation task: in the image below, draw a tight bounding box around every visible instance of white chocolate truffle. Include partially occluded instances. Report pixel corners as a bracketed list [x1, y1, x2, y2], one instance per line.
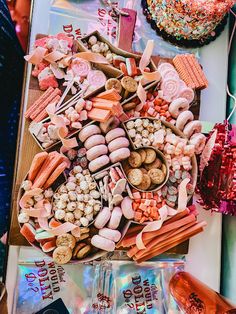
[126, 120, 135, 130]
[64, 212, 75, 223]
[77, 202, 85, 211]
[66, 182, 76, 191]
[67, 202, 77, 212]
[80, 217, 89, 227]
[44, 188, 53, 198]
[141, 130, 149, 138]
[74, 220, 81, 227]
[76, 194, 84, 202]
[84, 206, 93, 215]
[74, 209, 82, 220]
[73, 165, 83, 174]
[21, 180, 32, 191]
[18, 212, 30, 223]
[86, 214, 94, 222]
[75, 173, 84, 181]
[128, 129, 136, 138]
[68, 191, 77, 201]
[90, 190, 100, 199]
[143, 119, 149, 127]
[91, 43, 101, 53]
[80, 181, 89, 191]
[94, 203, 101, 212]
[134, 119, 143, 127]
[60, 193, 69, 202]
[55, 209, 66, 220]
[88, 35, 97, 45]
[56, 200, 67, 210]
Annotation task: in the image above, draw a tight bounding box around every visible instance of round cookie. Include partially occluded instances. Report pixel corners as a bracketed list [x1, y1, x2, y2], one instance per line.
[144, 157, 162, 170]
[128, 169, 143, 186]
[128, 151, 142, 168]
[53, 246, 72, 264]
[148, 169, 165, 184]
[144, 148, 156, 164]
[121, 76, 138, 93]
[105, 78, 122, 93]
[56, 234, 76, 249]
[137, 174, 151, 190]
[140, 168, 148, 174]
[138, 149, 147, 163]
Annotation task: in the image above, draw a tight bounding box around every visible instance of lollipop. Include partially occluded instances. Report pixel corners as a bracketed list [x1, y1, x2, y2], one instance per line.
[70, 58, 91, 77]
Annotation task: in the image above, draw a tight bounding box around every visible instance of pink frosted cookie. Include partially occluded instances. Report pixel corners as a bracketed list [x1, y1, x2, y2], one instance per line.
[108, 206, 122, 229]
[87, 70, 107, 88]
[86, 144, 108, 161]
[94, 207, 111, 229]
[105, 128, 126, 143]
[79, 124, 101, 142]
[70, 58, 91, 77]
[169, 98, 189, 118]
[108, 137, 130, 153]
[109, 147, 130, 163]
[176, 110, 194, 131]
[91, 235, 115, 251]
[88, 155, 110, 172]
[99, 228, 121, 242]
[84, 134, 105, 150]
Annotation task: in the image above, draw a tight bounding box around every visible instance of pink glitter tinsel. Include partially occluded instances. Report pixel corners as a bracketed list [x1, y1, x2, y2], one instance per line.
[198, 121, 236, 215]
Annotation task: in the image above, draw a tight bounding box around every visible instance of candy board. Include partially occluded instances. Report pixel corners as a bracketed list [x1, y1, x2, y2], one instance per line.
[9, 33, 203, 264]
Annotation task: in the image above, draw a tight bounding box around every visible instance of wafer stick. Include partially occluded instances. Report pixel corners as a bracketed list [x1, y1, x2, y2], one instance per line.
[32, 152, 63, 188]
[134, 222, 206, 262]
[181, 55, 201, 88]
[127, 214, 197, 257]
[30, 88, 61, 120]
[136, 227, 204, 263]
[33, 95, 61, 122]
[173, 56, 194, 88]
[188, 54, 208, 88]
[28, 152, 48, 181]
[44, 161, 67, 189]
[25, 87, 54, 118]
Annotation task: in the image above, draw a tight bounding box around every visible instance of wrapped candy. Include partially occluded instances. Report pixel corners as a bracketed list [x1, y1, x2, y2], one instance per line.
[198, 120, 236, 215]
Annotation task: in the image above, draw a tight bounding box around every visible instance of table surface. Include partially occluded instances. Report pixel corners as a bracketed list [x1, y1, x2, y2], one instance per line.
[6, 0, 229, 311]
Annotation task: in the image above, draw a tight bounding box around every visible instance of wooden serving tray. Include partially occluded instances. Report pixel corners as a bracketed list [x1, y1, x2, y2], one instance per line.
[9, 37, 201, 252]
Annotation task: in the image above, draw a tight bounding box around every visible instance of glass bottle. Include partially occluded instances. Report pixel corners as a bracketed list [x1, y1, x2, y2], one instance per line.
[169, 271, 236, 314]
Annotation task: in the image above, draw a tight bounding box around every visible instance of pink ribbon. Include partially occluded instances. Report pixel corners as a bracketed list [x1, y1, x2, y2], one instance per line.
[135, 205, 178, 249]
[136, 40, 161, 106]
[38, 217, 81, 237]
[74, 52, 109, 64]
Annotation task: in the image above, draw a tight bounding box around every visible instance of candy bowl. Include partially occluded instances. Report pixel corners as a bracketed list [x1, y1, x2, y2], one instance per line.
[16, 149, 109, 264]
[122, 146, 169, 193]
[80, 30, 157, 73]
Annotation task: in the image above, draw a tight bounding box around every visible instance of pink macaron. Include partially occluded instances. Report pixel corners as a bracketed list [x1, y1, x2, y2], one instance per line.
[105, 128, 126, 143]
[86, 144, 108, 161]
[94, 207, 111, 229]
[108, 206, 122, 229]
[108, 137, 130, 153]
[99, 228, 121, 242]
[88, 155, 110, 172]
[79, 124, 101, 142]
[121, 196, 134, 219]
[91, 235, 115, 252]
[84, 134, 105, 150]
[109, 147, 130, 163]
